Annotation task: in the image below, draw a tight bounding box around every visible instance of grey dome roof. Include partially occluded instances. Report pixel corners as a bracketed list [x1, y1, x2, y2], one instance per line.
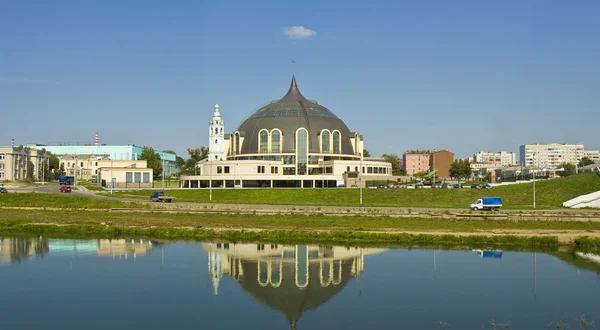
[236, 76, 355, 155]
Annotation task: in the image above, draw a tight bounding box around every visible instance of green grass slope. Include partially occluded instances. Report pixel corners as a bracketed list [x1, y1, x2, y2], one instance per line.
[102, 172, 600, 209]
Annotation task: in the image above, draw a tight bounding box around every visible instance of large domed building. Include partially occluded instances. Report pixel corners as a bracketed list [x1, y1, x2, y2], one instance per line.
[180, 76, 393, 188]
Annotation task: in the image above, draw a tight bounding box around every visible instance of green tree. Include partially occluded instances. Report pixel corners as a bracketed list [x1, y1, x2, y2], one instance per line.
[49, 154, 60, 171]
[58, 163, 66, 177]
[557, 162, 575, 177]
[363, 149, 371, 158]
[179, 147, 210, 175]
[381, 153, 403, 176]
[26, 160, 35, 181]
[140, 146, 163, 178]
[450, 159, 472, 182]
[579, 157, 595, 168]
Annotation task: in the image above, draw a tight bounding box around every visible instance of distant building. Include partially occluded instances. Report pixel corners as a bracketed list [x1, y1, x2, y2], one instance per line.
[583, 150, 600, 164]
[519, 143, 589, 168]
[403, 149, 454, 178]
[473, 151, 517, 167]
[0, 146, 50, 181]
[403, 151, 431, 176]
[97, 159, 153, 188]
[29, 144, 177, 178]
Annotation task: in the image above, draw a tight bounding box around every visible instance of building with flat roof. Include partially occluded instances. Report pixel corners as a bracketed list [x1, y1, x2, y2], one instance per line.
[402, 149, 454, 178]
[519, 143, 588, 168]
[180, 76, 393, 188]
[29, 143, 177, 178]
[0, 146, 50, 181]
[473, 151, 517, 167]
[97, 159, 153, 188]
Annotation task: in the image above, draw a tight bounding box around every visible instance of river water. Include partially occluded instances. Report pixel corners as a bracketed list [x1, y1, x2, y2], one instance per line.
[1, 237, 599, 330]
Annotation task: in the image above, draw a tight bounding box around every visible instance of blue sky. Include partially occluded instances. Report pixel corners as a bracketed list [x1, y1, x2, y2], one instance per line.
[1, 1, 599, 159]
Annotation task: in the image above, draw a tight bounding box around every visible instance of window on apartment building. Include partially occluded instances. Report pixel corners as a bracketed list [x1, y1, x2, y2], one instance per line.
[95, 170, 98, 174]
[0, 173, 4, 179]
[0, 154, 4, 160]
[126, 172, 133, 183]
[224, 166, 230, 174]
[355, 166, 358, 172]
[257, 166, 265, 174]
[143, 173, 150, 183]
[346, 166, 350, 172]
[80, 162, 83, 167]
[95, 162, 98, 166]
[217, 166, 222, 174]
[368, 167, 373, 174]
[271, 166, 278, 174]
[0, 164, 3, 170]
[134, 172, 141, 183]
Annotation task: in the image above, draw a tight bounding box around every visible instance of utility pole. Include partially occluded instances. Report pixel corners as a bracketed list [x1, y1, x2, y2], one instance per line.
[359, 153, 363, 205]
[532, 153, 536, 209]
[162, 158, 165, 189]
[209, 161, 213, 201]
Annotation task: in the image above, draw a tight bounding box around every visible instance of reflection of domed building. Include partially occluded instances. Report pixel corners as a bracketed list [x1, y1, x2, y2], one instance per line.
[180, 76, 393, 188]
[203, 243, 386, 329]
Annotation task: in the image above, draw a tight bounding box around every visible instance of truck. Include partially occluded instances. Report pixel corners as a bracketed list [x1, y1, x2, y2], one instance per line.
[470, 197, 502, 211]
[59, 176, 75, 185]
[150, 191, 175, 203]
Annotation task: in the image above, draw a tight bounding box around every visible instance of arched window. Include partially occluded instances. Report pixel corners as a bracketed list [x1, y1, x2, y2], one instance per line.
[214, 128, 218, 135]
[296, 128, 308, 175]
[321, 130, 330, 153]
[333, 131, 341, 154]
[259, 130, 269, 153]
[271, 130, 281, 153]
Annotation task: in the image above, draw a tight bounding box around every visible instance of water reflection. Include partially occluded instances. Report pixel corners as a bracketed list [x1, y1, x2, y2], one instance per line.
[0, 237, 157, 265]
[203, 243, 386, 329]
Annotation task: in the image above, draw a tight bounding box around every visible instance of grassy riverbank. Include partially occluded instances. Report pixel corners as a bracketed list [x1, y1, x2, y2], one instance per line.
[2, 208, 600, 251]
[0, 193, 148, 209]
[100, 172, 600, 209]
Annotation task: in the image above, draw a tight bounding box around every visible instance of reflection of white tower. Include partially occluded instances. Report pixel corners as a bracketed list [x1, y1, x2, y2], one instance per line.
[208, 104, 225, 161]
[208, 250, 223, 296]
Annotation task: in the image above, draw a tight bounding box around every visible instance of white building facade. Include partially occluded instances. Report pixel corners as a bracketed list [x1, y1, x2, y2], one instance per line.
[0, 146, 50, 181]
[473, 151, 517, 167]
[519, 143, 586, 168]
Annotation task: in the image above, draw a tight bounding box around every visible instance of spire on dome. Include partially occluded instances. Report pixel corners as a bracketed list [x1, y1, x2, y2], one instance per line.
[281, 75, 307, 102]
[213, 104, 221, 118]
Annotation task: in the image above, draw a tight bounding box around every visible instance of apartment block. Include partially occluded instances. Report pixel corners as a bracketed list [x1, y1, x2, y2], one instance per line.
[403, 149, 454, 178]
[519, 143, 585, 168]
[473, 151, 517, 167]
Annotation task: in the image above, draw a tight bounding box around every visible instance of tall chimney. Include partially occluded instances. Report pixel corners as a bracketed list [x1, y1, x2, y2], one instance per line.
[95, 132, 99, 146]
[11, 138, 14, 147]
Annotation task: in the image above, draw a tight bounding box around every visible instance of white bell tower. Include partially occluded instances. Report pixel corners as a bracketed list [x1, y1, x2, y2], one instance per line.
[208, 104, 225, 161]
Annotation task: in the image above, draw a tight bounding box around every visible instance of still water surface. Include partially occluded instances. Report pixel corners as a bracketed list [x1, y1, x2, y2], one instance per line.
[1, 237, 599, 330]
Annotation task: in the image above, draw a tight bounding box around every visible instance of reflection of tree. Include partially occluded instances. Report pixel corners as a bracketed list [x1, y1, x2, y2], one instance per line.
[1, 237, 49, 264]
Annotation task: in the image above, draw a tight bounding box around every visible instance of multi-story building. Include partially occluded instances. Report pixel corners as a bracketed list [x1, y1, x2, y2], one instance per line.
[473, 151, 517, 167]
[0, 146, 50, 181]
[583, 150, 600, 164]
[402, 149, 454, 178]
[29, 143, 177, 178]
[403, 151, 431, 176]
[519, 143, 586, 168]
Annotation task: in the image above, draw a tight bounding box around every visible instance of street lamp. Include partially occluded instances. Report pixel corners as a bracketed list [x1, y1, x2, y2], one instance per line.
[209, 160, 213, 201]
[532, 153, 536, 209]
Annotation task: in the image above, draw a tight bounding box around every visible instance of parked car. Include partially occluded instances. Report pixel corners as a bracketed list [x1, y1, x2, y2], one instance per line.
[0, 187, 7, 193]
[350, 185, 358, 189]
[368, 185, 376, 189]
[377, 184, 385, 189]
[59, 186, 72, 193]
[441, 183, 451, 189]
[431, 183, 441, 189]
[453, 183, 463, 189]
[406, 184, 415, 189]
[483, 183, 492, 189]
[471, 184, 482, 189]
[416, 184, 424, 189]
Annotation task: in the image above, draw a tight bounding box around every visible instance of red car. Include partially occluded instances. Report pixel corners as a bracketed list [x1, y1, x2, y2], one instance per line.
[59, 186, 72, 193]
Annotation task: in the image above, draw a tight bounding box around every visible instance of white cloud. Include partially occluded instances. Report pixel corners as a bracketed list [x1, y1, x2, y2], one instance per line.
[282, 26, 317, 39]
